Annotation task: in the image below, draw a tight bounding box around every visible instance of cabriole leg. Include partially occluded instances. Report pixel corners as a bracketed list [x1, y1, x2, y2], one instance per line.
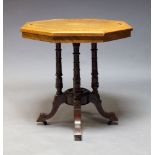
[90, 43, 118, 123]
[37, 43, 65, 124]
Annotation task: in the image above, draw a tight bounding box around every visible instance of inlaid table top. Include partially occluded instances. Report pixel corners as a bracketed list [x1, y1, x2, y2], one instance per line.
[20, 18, 133, 43]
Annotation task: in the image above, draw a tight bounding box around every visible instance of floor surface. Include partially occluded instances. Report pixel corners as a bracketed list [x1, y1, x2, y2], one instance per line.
[4, 75, 150, 155]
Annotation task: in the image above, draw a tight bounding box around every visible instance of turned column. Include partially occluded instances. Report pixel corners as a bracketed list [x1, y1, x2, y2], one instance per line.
[55, 43, 63, 95]
[91, 43, 99, 93]
[73, 43, 82, 141]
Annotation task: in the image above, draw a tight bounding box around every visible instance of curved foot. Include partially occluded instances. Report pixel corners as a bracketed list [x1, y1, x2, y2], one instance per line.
[43, 121, 48, 125]
[37, 113, 47, 122]
[90, 93, 118, 122]
[74, 100, 82, 141]
[37, 95, 65, 123]
[105, 112, 118, 122]
[95, 103, 118, 121]
[107, 120, 118, 125]
[74, 135, 82, 141]
[107, 120, 113, 125]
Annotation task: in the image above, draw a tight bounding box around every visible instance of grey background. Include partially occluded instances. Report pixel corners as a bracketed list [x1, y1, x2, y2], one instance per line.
[4, 0, 150, 155]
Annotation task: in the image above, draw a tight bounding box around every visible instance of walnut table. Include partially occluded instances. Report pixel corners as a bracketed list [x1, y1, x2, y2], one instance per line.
[20, 18, 133, 141]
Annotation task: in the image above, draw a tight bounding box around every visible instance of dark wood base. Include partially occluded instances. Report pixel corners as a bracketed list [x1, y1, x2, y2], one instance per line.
[37, 88, 118, 140]
[37, 43, 118, 141]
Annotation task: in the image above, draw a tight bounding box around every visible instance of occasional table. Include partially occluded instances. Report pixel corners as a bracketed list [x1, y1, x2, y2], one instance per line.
[20, 19, 133, 141]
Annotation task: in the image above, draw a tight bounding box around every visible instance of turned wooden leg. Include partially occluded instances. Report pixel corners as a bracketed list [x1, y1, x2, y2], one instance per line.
[73, 43, 82, 141]
[90, 43, 118, 123]
[91, 43, 99, 94]
[55, 43, 63, 95]
[37, 43, 65, 124]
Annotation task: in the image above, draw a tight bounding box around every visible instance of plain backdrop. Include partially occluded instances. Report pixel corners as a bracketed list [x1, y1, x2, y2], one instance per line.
[4, 0, 150, 155]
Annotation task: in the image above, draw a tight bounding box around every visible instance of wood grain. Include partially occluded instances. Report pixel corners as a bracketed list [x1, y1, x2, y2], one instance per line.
[20, 18, 133, 43]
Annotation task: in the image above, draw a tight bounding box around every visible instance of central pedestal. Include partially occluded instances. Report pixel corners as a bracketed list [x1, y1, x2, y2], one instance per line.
[64, 88, 90, 106]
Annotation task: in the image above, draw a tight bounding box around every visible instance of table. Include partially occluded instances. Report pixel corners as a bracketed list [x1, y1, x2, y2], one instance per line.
[20, 18, 133, 141]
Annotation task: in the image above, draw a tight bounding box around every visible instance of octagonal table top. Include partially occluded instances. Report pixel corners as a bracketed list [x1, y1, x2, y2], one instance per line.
[20, 18, 133, 43]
